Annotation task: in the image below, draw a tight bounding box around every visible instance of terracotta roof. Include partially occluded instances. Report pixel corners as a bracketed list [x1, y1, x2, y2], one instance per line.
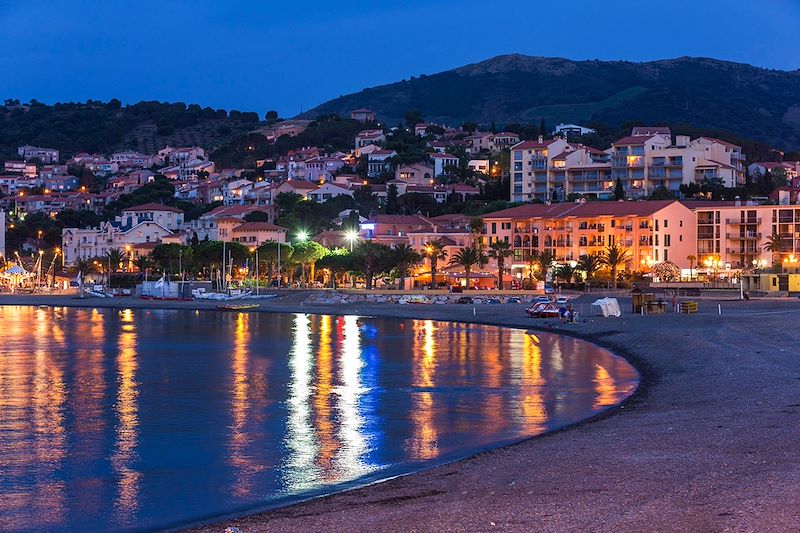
[512, 140, 557, 150]
[280, 180, 317, 190]
[483, 200, 684, 220]
[123, 202, 183, 213]
[231, 222, 287, 232]
[696, 137, 742, 149]
[613, 135, 651, 146]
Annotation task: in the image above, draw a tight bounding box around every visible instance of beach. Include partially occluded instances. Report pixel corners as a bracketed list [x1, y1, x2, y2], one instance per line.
[3, 293, 800, 532]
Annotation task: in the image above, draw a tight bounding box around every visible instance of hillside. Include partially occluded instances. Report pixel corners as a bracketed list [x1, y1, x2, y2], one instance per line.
[301, 55, 800, 150]
[0, 100, 261, 160]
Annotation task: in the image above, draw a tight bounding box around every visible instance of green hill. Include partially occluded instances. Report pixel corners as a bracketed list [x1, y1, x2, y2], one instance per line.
[0, 99, 261, 160]
[301, 55, 800, 150]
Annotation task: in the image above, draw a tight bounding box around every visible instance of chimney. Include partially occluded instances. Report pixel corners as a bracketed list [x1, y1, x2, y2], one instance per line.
[538, 135, 543, 143]
[676, 135, 690, 146]
[734, 195, 741, 206]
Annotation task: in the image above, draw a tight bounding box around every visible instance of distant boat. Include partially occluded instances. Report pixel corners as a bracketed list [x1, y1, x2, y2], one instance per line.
[216, 303, 260, 311]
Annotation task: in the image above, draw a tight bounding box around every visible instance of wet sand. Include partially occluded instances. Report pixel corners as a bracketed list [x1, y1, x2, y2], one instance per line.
[4, 293, 800, 532]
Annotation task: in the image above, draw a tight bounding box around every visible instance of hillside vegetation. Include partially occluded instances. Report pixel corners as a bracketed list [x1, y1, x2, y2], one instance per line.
[301, 55, 800, 150]
[0, 99, 261, 160]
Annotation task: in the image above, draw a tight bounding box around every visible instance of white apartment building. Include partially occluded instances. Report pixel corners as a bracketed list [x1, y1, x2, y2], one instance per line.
[512, 129, 747, 202]
[61, 204, 183, 265]
[17, 145, 59, 163]
[510, 137, 572, 202]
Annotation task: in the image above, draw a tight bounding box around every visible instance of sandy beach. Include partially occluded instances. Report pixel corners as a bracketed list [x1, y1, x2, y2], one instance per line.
[4, 293, 800, 532]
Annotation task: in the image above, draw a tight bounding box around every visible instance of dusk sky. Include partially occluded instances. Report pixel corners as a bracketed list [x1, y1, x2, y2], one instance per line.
[2, 0, 799, 117]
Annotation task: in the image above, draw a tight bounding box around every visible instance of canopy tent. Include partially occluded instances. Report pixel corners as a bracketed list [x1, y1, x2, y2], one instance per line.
[0, 264, 33, 292]
[592, 297, 622, 317]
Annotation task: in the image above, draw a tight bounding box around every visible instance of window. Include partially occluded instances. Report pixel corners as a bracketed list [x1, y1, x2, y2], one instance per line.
[655, 219, 659, 231]
[491, 223, 496, 234]
[664, 249, 669, 261]
[664, 219, 668, 228]
[665, 235, 671, 247]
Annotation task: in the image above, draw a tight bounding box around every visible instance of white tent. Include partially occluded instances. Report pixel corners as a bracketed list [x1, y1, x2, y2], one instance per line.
[592, 297, 621, 317]
[1, 264, 33, 292]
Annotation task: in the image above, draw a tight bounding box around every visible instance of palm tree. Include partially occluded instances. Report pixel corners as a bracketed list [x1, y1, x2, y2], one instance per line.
[764, 233, 784, 267]
[105, 248, 125, 287]
[535, 249, 556, 281]
[134, 254, 153, 281]
[488, 240, 513, 290]
[556, 263, 576, 286]
[469, 217, 485, 249]
[449, 246, 485, 290]
[686, 254, 697, 281]
[577, 253, 603, 290]
[424, 239, 447, 289]
[392, 243, 422, 289]
[73, 258, 94, 298]
[106, 248, 125, 273]
[601, 244, 630, 289]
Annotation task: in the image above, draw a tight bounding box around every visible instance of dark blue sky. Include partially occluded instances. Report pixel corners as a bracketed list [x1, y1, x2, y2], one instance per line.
[2, 0, 798, 117]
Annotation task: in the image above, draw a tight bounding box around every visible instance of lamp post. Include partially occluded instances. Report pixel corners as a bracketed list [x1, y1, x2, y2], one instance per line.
[250, 246, 259, 295]
[345, 229, 358, 252]
[296, 230, 308, 288]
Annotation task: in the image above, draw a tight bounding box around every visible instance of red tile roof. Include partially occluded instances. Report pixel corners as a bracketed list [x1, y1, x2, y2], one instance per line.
[231, 222, 287, 232]
[512, 140, 557, 150]
[613, 135, 651, 146]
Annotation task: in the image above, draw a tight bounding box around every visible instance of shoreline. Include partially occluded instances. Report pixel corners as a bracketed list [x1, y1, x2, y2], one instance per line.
[5, 294, 800, 531]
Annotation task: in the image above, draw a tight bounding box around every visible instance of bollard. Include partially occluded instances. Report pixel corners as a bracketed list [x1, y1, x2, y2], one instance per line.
[718, 304, 721, 315]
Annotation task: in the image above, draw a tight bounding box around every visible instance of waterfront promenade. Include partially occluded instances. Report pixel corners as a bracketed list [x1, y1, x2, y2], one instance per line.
[3, 293, 800, 532]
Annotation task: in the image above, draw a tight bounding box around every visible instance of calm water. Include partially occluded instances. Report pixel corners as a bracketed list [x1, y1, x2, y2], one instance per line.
[0, 307, 638, 532]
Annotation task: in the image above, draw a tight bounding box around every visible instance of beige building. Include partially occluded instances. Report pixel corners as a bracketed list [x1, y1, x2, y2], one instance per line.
[481, 200, 699, 279]
[695, 204, 800, 271]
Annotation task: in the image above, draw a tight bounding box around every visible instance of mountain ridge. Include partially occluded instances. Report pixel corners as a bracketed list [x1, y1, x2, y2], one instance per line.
[300, 54, 800, 149]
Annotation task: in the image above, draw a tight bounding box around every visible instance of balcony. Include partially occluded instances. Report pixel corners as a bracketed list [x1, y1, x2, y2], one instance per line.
[726, 232, 761, 240]
[726, 248, 759, 255]
[725, 218, 761, 225]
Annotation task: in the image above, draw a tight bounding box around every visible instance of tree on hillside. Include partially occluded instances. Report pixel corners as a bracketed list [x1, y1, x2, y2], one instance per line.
[405, 110, 424, 127]
[243, 210, 271, 222]
[614, 178, 625, 200]
[385, 184, 399, 214]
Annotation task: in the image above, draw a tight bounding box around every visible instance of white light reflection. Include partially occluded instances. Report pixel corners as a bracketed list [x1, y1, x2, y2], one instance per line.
[333, 315, 377, 479]
[284, 313, 321, 491]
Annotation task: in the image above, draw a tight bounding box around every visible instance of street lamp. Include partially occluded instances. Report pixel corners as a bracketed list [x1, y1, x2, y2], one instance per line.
[250, 246, 259, 295]
[296, 230, 308, 243]
[345, 229, 359, 252]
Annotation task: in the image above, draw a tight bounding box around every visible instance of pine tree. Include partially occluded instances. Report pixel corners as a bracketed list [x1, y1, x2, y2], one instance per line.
[386, 184, 399, 214]
[539, 118, 547, 137]
[614, 178, 625, 200]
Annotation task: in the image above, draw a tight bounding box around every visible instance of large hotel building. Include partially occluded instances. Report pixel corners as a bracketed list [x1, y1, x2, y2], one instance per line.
[511, 128, 746, 202]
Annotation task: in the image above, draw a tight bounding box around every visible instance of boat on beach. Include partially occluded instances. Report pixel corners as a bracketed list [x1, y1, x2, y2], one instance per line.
[216, 303, 261, 311]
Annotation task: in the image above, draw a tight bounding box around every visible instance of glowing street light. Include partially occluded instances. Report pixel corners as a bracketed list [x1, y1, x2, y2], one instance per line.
[296, 230, 308, 243]
[344, 229, 359, 252]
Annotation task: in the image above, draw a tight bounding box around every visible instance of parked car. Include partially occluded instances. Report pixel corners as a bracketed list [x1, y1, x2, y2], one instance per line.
[533, 296, 551, 304]
[456, 296, 473, 304]
[544, 285, 555, 294]
[555, 296, 571, 305]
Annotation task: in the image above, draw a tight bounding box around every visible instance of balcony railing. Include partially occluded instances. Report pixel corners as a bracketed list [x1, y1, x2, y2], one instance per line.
[726, 232, 761, 240]
[725, 218, 761, 225]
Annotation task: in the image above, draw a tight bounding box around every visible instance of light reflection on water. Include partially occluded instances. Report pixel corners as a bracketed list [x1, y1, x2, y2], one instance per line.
[0, 307, 638, 532]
